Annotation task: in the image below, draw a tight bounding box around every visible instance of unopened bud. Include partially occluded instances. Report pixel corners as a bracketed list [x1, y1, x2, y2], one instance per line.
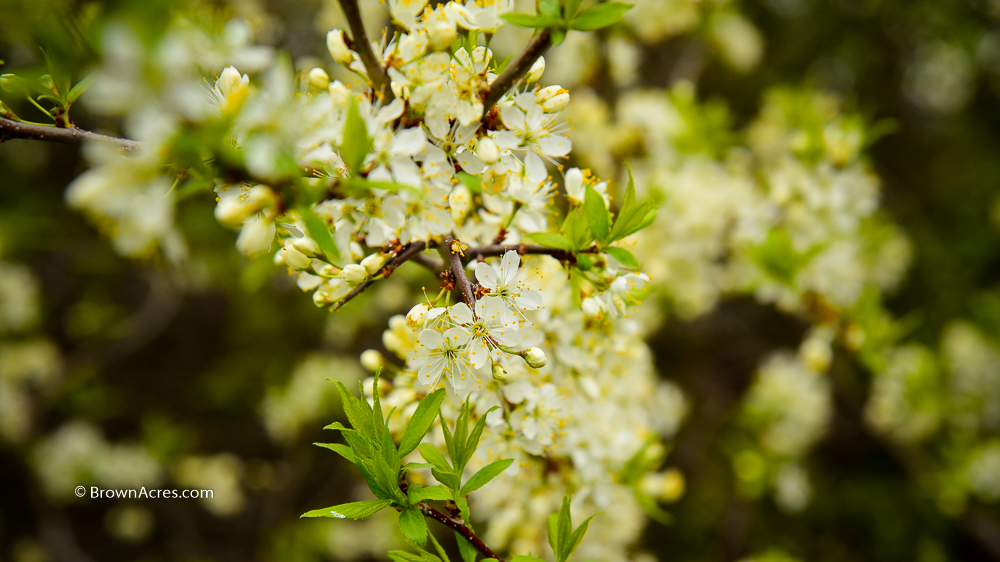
[492, 362, 507, 382]
[407, 303, 429, 329]
[327, 29, 354, 65]
[39, 74, 55, 93]
[360, 349, 385, 372]
[341, 263, 367, 284]
[0, 74, 27, 96]
[361, 253, 385, 275]
[582, 297, 605, 320]
[428, 21, 457, 51]
[283, 245, 311, 270]
[523, 347, 547, 369]
[308, 67, 330, 90]
[536, 85, 569, 113]
[291, 236, 321, 257]
[236, 215, 275, 257]
[525, 56, 545, 83]
[476, 137, 500, 165]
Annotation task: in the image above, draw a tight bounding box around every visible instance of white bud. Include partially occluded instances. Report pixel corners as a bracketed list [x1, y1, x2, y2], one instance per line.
[341, 264, 368, 284]
[525, 56, 545, 83]
[407, 303, 429, 329]
[328, 80, 351, 107]
[428, 21, 457, 51]
[291, 236, 321, 257]
[801, 336, 832, 372]
[283, 245, 311, 270]
[360, 349, 385, 372]
[349, 242, 364, 260]
[523, 347, 547, 369]
[361, 254, 385, 275]
[582, 297, 606, 320]
[215, 199, 252, 226]
[236, 215, 275, 257]
[475, 137, 500, 165]
[216, 66, 244, 94]
[536, 85, 569, 113]
[449, 186, 472, 221]
[274, 248, 287, 266]
[308, 67, 330, 90]
[327, 29, 354, 65]
[492, 363, 507, 382]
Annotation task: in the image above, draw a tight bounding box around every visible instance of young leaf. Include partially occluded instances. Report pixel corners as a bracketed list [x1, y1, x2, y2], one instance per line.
[604, 247, 639, 268]
[456, 171, 483, 194]
[607, 164, 657, 243]
[538, 0, 562, 19]
[341, 98, 373, 174]
[548, 497, 573, 562]
[399, 508, 428, 546]
[561, 208, 593, 251]
[527, 232, 573, 250]
[333, 380, 375, 440]
[298, 205, 342, 262]
[451, 400, 471, 470]
[399, 389, 446, 458]
[428, 531, 453, 562]
[511, 557, 547, 562]
[583, 184, 610, 243]
[314, 442, 356, 463]
[67, 74, 96, 104]
[301, 499, 393, 520]
[551, 28, 566, 46]
[565, 512, 600, 560]
[565, 0, 585, 18]
[402, 461, 434, 470]
[576, 254, 593, 271]
[460, 458, 514, 496]
[464, 407, 498, 466]
[408, 485, 452, 503]
[417, 443, 452, 472]
[569, 2, 633, 31]
[389, 550, 441, 562]
[500, 13, 556, 28]
[456, 533, 479, 562]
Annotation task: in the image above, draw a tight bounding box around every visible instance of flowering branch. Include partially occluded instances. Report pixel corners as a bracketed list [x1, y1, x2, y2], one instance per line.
[337, 0, 395, 102]
[442, 234, 476, 306]
[482, 27, 552, 115]
[466, 243, 597, 262]
[0, 116, 140, 151]
[330, 241, 428, 311]
[417, 502, 503, 561]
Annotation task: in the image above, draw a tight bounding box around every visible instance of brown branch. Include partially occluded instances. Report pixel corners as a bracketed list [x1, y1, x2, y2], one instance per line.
[0, 117, 140, 151]
[417, 502, 503, 561]
[441, 235, 476, 306]
[482, 27, 553, 116]
[337, 0, 395, 103]
[466, 243, 598, 263]
[330, 241, 427, 311]
[412, 252, 445, 271]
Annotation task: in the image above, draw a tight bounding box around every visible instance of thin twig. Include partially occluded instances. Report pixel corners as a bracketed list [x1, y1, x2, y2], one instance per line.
[330, 241, 427, 311]
[482, 27, 553, 116]
[337, 0, 395, 102]
[0, 117, 140, 151]
[466, 243, 597, 263]
[441, 235, 476, 306]
[417, 502, 503, 561]
[412, 253, 445, 271]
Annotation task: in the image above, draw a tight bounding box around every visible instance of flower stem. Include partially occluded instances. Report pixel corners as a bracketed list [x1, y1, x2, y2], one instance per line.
[337, 0, 395, 103]
[482, 27, 553, 116]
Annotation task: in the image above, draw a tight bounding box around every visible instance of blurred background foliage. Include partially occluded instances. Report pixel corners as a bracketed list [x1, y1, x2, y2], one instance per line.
[3, 0, 1000, 561]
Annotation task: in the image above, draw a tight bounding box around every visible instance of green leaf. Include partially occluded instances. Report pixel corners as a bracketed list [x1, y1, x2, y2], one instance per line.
[565, 512, 600, 560]
[551, 28, 566, 46]
[561, 208, 593, 251]
[402, 462, 434, 470]
[389, 551, 436, 562]
[408, 485, 452, 503]
[341, 98, 373, 174]
[576, 254, 593, 271]
[493, 54, 515, 74]
[460, 458, 514, 496]
[399, 509, 427, 546]
[298, 205, 342, 263]
[67, 74, 96, 103]
[538, 0, 562, 19]
[456, 533, 479, 562]
[548, 497, 573, 562]
[333, 380, 375, 440]
[40, 48, 70, 97]
[511, 557, 546, 562]
[501, 13, 556, 28]
[634, 490, 673, 524]
[451, 400, 471, 470]
[301, 499, 392, 519]
[464, 406, 497, 467]
[583, 184, 610, 243]
[399, 389, 446, 458]
[569, 2, 632, 31]
[314, 442, 356, 463]
[527, 232, 572, 250]
[428, 531, 452, 562]
[607, 164, 657, 243]
[417, 443, 457, 490]
[565, 0, 585, 18]
[604, 247, 638, 268]
[456, 171, 483, 194]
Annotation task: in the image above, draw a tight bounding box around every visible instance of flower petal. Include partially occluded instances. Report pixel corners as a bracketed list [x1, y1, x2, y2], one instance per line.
[475, 262, 499, 289]
[449, 302, 474, 325]
[418, 329, 444, 349]
[500, 250, 520, 285]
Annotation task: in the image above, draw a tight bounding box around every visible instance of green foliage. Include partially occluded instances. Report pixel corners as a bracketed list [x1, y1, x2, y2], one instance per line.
[502, 0, 632, 44]
[547, 497, 599, 562]
[301, 499, 393, 520]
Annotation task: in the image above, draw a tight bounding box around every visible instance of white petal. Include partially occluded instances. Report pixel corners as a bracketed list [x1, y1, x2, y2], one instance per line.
[475, 262, 499, 289]
[456, 152, 486, 175]
[449, 302, 474, 325]
[514, 290, 543, 310]
[500, 250, 520, 285]
[537, 134, 571, 157]
[443, 326, 471, 347]
[489, 326, 519, 348]
[492, 131, 521, 150]
[391, 128, 426, 156]
[524, 152, 547, 183]
[418, 329, 444, 349]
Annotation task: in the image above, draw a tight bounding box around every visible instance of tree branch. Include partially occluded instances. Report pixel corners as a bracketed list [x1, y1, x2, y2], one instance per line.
[441, 235, 476, 306]
[417, 502, 503, 561]
[412, 252, 445, 271]
[482, 28, 553, 116]
[337, 0, 395, 103]
[330, 241, 428, 311]
[465, 243, 597, 263]
[0, 117, 140, 152]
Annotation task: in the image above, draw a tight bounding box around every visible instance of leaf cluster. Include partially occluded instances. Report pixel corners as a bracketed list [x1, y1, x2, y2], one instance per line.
[503, 0, 633, 45]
